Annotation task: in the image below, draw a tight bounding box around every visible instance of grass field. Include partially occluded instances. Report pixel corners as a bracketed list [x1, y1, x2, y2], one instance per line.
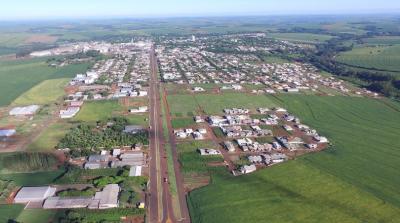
[16, 209, 58, 223]
[0, 169, 64, 186]
[0, 58, 90, 106]
[336, 44, 400, 72]
[0, 204, 24, 223]
[268, 33, 333, 43]
[187, 95, 400, 223]
[12, 78, 69, 105]
[73, 100, 124, 122]
[167, 92, 278, 116]
[28, 122, 73, 151]
[171, 117, 195, 128]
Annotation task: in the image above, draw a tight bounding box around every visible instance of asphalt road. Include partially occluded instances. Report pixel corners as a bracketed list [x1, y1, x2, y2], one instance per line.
[148, 46, 175, 223]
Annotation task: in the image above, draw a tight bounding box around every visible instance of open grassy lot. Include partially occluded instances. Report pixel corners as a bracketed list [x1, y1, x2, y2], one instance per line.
[167, 92, 278, 117]
[73, 100, 124, 123]
[268, 33, 333, 43]
[171, 117, 195, 128]
[16, 209, 58, 223]
[0, 58, 90, 106]
[188, 95, 400, 223]
[12, 78, 69, 105]
[336, 44, 400, 72]
[0, 169, 65, 186]
[28, 122, 74, 151]
[0, 204, 24, 223]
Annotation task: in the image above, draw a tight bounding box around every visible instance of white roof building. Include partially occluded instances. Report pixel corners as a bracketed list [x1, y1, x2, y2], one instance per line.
[9, 105, 40, 116]
[129, 166, 142, 177]
[90, 184, 120, 209]
[14, 186, 56, 203]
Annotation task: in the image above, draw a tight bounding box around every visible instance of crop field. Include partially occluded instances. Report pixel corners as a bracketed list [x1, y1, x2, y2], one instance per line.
[28, 122, 74, 151]
[268, 33, 333, 43]
[12, 78, 70, 105]
[73, 100, 124, 123]
[336, 44, 400, 72]
[167, 92, 278, 117]
[187, 95, 400, 223]
[363, 36, 400, 45]
[0, 58, 90, 106]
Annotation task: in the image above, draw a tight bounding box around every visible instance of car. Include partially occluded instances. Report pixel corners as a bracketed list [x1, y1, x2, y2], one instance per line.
[164, 177, 168, 183]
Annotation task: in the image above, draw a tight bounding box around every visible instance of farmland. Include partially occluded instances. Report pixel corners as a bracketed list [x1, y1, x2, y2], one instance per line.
[336, 44, 400, 72]
[12, 78, 70, 105]
[0, 58, 90, 106]
[167, 92, 278, 117]
[267, 33, 333, 43]
[187, 95, 400, 223]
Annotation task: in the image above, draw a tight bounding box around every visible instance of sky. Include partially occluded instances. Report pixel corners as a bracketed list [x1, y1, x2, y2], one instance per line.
[1, 0, 400, 20]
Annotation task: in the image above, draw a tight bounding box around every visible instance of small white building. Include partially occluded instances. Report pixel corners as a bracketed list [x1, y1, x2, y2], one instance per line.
[129, 166, 142, 177]
[240, 164, 257, 174]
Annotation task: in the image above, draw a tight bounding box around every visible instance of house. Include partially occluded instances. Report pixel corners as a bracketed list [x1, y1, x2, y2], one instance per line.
[199, 148, 221, 156]
[124, 125, 145, 134]
[193, 131, 204, 140]
[0, 129, 16, 137]
[314, 136, 329, 143]
[194, 116, 204, 123]
[88, 155, 109, 163]
[283, 125, 293, 131]
[273, 107, 287, 113]
[84, 162, 102, 169]
[240, 164, 257, 174]
[14, 186, 56, 203]
[197, 128, 207, 134]
[129, 166, 142, 177]
[306, 144, 318, 149]
[129, 106, 148, 113]
[193, 87, 205, 92]
[9, 105, 40, 116]
[224, 141, 236, 152]
[60, 107, 80, 119]
[248, 155, 263, 163]
[112, 149, 121, 157]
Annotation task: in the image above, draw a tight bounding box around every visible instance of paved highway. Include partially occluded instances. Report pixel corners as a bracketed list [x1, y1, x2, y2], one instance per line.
[148, 45, 175, 223]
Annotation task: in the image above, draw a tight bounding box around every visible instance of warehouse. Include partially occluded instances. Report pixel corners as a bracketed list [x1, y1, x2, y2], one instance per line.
[9, 105, 40, 116]
[14, 186, 56, 203]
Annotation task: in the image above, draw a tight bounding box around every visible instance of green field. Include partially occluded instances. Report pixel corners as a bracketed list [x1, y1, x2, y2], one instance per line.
[268, 33, 333, 43]
[0, 204, 24, 223]
[0, 169, 64, 186]
[73, 100, 124, 122]
[28, 122, 73, 151]
[12, 78, 69, 105]
[171, 117, 196, 128]
[363, 36, 400, 45]
[336, 44, 400, 72]
[16, 209, 58, 223]
[187, 95, 400, 223]
[0, 58, 90, 106]
[167, 92, 278, 116]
